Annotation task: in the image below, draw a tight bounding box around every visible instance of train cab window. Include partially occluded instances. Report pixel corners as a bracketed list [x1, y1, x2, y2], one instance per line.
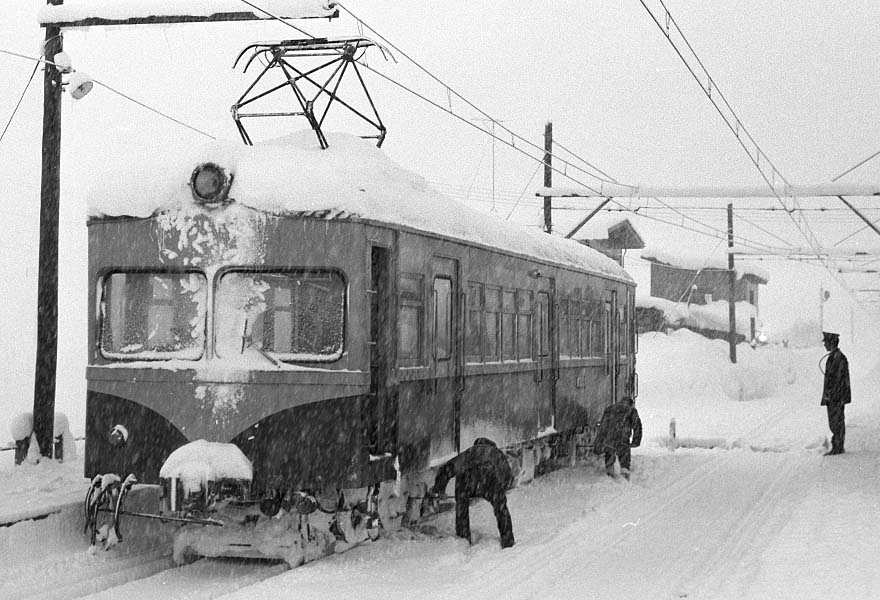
[214, 270, 345, 362]
[466, 283, 483, 363]
[100, 272, 207, 360]
[483, 286, 501, 362]
[433, 277, 452, 361]
[398, 273, 424, 367]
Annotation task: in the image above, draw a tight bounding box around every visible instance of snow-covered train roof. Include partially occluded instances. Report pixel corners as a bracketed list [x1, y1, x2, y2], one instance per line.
[87, 131, 631, 282]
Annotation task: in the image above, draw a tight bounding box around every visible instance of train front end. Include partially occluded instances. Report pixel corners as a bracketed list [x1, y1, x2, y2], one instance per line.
[84, 159, 393, 564]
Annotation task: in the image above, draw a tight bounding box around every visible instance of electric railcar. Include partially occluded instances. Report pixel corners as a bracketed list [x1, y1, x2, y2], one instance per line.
[83, 132, 637, 565]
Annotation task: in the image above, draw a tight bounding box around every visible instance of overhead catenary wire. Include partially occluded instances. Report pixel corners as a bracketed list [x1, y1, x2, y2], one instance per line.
[333, 2, 632, 190]
[832, 148, 880, 182]
[637, 0, 868, 310]
[262, 3, 791, 255]
[0, 47, 216, 140]
[240, 0, 795, 257]
[0, 61, 39, 145]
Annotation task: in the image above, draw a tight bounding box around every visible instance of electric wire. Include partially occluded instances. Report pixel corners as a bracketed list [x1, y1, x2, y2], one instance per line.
[637, 0, 866, 310]
[732, 211, 795, 247]
[343, 43, 787, 251]
[506, 162, 542, 220]
[0, 61, 38, 145]
[334, 2, 631, 190]
[242, 0, 791, 255]
[91, 80, 215, 139]
[551, 137, 619, 183]
[235, 1, 873, 271]
[832, 148, 880, 182]
[0, 48, 215, 140]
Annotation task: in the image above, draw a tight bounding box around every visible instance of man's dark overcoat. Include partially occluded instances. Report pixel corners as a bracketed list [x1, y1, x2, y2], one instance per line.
[821, 348, 851, 406]
[593, 402, 643, 455]
[432, 438, 515, 548]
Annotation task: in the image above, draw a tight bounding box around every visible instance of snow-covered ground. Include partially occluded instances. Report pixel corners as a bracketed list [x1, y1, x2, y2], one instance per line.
[2, 329, 879, 599]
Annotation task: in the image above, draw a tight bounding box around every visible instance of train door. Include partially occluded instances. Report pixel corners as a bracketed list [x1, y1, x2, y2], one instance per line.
[430, 257, 460, 457]
[367, 245, 396, 456]
[604, 290, 619, 404]
[535, 279, 556, 430]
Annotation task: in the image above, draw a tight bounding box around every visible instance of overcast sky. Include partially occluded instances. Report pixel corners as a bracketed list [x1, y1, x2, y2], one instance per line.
[1, 1, 879, 433]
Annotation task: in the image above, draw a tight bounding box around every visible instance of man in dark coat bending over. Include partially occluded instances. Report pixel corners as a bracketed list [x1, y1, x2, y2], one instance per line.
[593, 396, 642, 479]
[431, 437, 515, 548]
[821, 331, 851, 455]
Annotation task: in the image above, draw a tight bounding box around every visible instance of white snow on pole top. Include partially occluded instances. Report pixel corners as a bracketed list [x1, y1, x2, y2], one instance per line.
[40, 0, 337, 26]
[160, 440, 253, 492]
[87, 131, 632, 283]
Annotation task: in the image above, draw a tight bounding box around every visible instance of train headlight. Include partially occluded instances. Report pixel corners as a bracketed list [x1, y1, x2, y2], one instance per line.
[189, 163, 232, 206]
[109, 424, 129, 448]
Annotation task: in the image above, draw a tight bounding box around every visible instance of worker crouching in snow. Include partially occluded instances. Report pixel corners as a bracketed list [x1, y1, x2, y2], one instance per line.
[593, 397, 642, 479]
[431, 437, 515, 549]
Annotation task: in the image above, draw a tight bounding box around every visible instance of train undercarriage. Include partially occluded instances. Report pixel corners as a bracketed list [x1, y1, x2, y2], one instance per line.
[84, 430, 590, 567]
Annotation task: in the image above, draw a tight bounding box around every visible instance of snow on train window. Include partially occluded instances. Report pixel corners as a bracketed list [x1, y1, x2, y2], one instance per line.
[100, 272, 207, 360]
[398, 273, 423, 367]
[215, 270, 345, 362]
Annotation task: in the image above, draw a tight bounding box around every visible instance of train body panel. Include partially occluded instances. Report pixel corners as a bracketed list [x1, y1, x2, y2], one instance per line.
[84, 135, 637, 546]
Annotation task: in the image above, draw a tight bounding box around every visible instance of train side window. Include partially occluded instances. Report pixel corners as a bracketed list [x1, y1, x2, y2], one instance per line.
[398, 273, 424, 367]
[590, 302, 605, 358]
[466, 283, 483, 363]
[501, 290, 516, 361]
[516, 289, 532, 361]
[483, 286, 501, 362]
[215, 270, 345, 362]
[619, 305, 627, 358]
[581, 301, 591, 359]
[537, 291, 550, 358]
[571, 300, 582, 357]
[433, 277, 453, 361]
[559, 298, 570, 358]
[100, 272, 207, 360]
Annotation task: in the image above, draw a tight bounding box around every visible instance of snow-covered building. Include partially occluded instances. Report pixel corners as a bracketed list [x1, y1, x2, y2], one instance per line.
[573, 215, 644, 268]
[642, 250, 768, 310]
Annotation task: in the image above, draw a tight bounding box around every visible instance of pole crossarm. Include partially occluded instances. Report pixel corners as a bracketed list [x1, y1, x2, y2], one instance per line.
[40, 0, 337, 27]
[537, 182, 880, 199]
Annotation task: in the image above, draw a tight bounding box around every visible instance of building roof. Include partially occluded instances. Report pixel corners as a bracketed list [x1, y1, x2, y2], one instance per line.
[574, 214, 644, 249]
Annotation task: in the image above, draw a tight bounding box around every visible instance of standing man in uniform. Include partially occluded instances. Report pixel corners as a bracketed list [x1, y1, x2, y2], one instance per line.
[431, 437, 515, 548]
[593, 396, 642, 479]
[821, 331, 851, 455]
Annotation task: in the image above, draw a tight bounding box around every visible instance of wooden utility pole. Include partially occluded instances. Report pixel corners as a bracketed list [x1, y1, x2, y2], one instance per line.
[543, 121, 552, 234]
[727, 203, 737, 364]
[33, 0, 63, 459]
